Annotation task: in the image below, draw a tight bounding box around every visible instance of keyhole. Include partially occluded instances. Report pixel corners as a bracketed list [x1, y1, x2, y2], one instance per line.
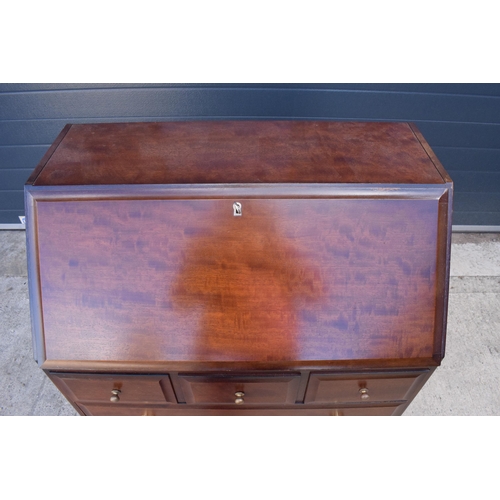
[233, 202, 242, 216]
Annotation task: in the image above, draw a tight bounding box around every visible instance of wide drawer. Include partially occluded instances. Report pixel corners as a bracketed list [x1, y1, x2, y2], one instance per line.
[304, 371, 426, 404]
[78, 404, 401, 416]
[49, 373, 176, 404]
[177, 373, 301, 405]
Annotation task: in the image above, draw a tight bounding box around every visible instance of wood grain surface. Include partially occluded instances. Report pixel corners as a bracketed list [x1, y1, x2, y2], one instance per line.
[76, 404, 401, 416]
[48, 373, 175, 403]
[304, 371, 426, 404]
[36, 196, 440, 364]
[32, 121, 445, 186]
[178, 372, 301, 405]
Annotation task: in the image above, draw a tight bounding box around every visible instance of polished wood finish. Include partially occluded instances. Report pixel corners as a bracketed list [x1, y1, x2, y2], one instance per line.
[77, 404, 401, 416]
[32, 121, 445, 186]
[34, 196, 443, 366]
[408, 124, 453, 184]
[25, 124, 72, 185]
[304, 371, 427, 404]
[46, 368, 436, 416]
[177, 373, 301, 405]
[48, 373, 176, 404]
[25, 120, 453, 416]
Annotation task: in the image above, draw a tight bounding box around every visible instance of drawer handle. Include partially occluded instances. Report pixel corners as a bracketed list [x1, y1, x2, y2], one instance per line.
[110, 389, 121, 402]
[234, 391, 245, 404]
[359, 388, 370, 400]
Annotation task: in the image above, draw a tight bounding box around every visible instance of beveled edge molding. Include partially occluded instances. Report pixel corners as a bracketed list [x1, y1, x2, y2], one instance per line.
[26, 124, 72, 186]
[25, 183, 448, 201]
[409, 123, 453, 184]
[24, 188, 46, 365]
[433, 183, 453, 362]
[41, 357, 440, 373]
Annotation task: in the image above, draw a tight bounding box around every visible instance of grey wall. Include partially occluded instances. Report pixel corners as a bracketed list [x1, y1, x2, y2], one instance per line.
[1, 83, 499, 226]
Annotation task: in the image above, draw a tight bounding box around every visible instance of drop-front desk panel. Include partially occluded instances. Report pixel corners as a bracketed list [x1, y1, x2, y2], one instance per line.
[25, 121, 452, 416]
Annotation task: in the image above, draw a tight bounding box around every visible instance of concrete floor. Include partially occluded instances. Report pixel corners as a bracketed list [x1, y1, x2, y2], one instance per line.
[0, 230, 499, 416]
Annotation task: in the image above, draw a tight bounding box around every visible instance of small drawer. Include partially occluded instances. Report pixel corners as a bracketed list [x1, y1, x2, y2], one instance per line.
[177, 373, 301, 405]
[49, 373, 176, 404]
[304, 371, 426, 404]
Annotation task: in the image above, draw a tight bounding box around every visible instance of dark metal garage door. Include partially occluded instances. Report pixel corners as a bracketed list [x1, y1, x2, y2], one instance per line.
[1, 83, 499, 230]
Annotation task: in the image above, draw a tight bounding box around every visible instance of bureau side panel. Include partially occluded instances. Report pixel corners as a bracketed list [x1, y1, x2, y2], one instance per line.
[35, 196, 441, 365]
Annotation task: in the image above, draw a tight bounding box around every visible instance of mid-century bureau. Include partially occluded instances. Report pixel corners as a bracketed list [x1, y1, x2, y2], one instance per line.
[25, 121, 453, 416]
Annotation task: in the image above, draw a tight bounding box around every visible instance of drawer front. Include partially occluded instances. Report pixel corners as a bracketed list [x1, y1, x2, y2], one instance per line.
[178, 373, 301, 405]
[304, 372, 425, 404]
[78, 404, 401, 416]
[49, 373, 176, 404]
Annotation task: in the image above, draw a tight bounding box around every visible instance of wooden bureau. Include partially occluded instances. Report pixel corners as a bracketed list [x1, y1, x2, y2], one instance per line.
[25, 121, 453, 416]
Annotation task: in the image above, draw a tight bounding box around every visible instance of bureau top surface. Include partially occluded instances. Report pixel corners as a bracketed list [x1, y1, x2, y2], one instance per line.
[30, 121, 446, 186]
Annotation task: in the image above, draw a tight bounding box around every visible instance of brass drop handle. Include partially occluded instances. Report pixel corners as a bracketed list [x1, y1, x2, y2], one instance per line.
[234, 391, 245, 404]
[359, 388, 369, 400]
[110, 389, 121, 402]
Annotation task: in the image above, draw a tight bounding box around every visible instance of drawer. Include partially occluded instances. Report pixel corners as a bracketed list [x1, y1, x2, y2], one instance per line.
[49, 373, 176, 404]
[304, 371, 426, 404]
[177, 373, 301, 405]
[78, 404, 401, 416]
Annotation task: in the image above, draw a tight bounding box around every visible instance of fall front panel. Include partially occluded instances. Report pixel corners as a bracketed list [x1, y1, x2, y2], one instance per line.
[35, 197, 439, 364]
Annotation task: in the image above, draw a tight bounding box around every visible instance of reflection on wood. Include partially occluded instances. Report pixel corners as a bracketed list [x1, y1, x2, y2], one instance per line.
[36, 197, 439, 364]
[171, 202, 325, 361]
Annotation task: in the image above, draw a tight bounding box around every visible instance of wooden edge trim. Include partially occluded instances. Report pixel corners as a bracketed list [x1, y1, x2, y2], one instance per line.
[24, 188, 46, 365]
[73, 403, 89, 416]
[408, 123, 453, 183]
[25, 124, 72, 186]
[442, 183, 454, 357]
[25, 183, 449, 201]
[433, 186, 453, 361]
[40, 358, 440, 373]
